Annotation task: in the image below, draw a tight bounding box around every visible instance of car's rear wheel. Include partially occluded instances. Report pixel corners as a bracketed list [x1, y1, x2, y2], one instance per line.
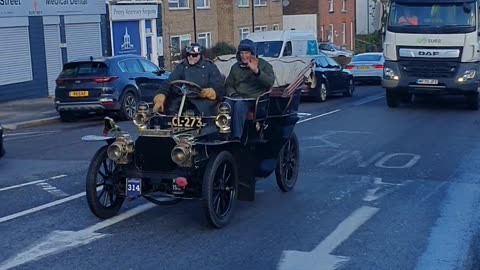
[343, 79, 354, 97]
[119, 91, 138, 120]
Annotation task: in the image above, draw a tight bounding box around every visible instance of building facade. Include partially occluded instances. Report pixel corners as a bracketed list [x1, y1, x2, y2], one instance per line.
[283, 0, 356, 50]
[218, 0, 283, 46]
[0, 0, 107, 102]
[106, 1, 164, 67]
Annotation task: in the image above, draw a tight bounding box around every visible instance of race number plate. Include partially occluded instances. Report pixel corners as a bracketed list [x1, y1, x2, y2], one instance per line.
[126, 178, 141, 198]
[170, 116, 202, 128]
[417, 79, 438, 85]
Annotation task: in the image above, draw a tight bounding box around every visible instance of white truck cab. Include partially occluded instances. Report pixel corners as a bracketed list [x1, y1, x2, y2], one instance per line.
[245, 30, 319, 58]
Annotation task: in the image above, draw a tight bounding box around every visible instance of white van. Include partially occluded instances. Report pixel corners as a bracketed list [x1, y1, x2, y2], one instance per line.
[245, 30, 319, 58]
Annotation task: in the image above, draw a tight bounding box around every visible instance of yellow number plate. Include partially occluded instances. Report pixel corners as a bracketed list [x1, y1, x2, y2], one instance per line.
[357, 66, 369, 70]
[69, 91, 89, 97]
[171, 116, 202, 128]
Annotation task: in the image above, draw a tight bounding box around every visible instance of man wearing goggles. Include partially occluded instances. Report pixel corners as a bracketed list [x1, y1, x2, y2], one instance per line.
[153, 43, 224, 115]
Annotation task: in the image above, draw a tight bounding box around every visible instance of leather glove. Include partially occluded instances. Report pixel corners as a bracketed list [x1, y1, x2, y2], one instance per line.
[199, 88, 216, 100]
[153, 94, 166, 112]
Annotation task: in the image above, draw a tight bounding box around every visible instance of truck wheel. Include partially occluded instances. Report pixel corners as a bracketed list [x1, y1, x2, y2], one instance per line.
[386, 90, 400, 107]
[466, 93, 479, 110]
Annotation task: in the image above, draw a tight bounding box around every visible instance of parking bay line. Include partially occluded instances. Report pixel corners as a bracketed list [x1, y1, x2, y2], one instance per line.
[298, 109, 341, 124]
[0, 175, 68, 192]
[0, 192, 85, 224]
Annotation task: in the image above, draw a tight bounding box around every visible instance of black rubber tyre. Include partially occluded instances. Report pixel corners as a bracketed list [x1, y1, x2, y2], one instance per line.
[202, 151, 238, 228]
[466, 93, 479, 110]
[344, 78, 354, 97]
[275, 132, 300, 192]
[386, 89, 400, 107]
[86, 145, 125, 219]
[119, 91, 138, 120]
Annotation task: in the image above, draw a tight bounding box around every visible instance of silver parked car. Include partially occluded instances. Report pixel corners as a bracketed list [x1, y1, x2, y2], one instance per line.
[319, 42, 355, 58]
[346, 52, 384, 84]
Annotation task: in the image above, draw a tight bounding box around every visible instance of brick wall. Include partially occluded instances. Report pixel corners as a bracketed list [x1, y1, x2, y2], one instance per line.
[283, 0, 318, 15]
[318, 0, 356, 50]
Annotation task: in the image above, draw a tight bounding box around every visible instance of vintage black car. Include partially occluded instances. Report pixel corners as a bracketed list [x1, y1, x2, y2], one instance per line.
[82, 66, 308, 228]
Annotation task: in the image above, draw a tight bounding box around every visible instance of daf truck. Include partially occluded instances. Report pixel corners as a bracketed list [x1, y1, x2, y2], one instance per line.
[381, 0, 480, 110]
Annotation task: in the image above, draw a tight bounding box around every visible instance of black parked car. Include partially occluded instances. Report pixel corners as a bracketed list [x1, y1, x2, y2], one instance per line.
[0, 125, 5, 159]
[302, 53, 355, 102]
[54, 55, 170, 122]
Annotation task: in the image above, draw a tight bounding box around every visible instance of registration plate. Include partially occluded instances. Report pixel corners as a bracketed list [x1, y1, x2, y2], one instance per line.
[170, 116, 202, 128]
[357, 66, 369, 70]
[417, 79, 438, 85]
[69, 91, 89, 97]
[126, 178, 141, 199]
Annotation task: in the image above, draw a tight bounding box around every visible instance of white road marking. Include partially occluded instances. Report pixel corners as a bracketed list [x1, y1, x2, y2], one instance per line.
[375, 153, 421, 169]
[353, 95, 384, 105]
[0, 175, 68, 192]
[0, 192, 85, 224]
[420, 182, 447, 203]
[277, 206, 380, 270]
[298, 109, 341, 123]
[36, 182, 69, 197]
[3, 131, 59, 137]
[363, 177, 413, 202]
[0, 203, 156, 270]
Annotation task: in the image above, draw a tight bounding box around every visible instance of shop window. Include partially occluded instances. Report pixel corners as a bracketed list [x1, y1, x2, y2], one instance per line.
[198, 32, 211, 49]
[196, 0, 209, 8]
[169, 0, 189, 9]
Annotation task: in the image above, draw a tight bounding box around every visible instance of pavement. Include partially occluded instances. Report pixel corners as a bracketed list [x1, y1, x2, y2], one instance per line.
[0, 97, 60, 130]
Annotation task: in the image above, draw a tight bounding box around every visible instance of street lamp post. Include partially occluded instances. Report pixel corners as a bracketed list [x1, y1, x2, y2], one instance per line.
[193, 0, 197, 42]
[251, 0, 255, 32]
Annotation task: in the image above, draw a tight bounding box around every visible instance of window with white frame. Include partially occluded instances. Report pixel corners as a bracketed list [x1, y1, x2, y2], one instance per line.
[328, 24, 334, 42]
[342, 23, 346, 44]
[170, 34, 191, 56]
[272, 24, 280, 31]
[239, 27, 250, 40]
[198, 32, 212, 49]
[342, 0, 346, 12]
[254, 0, 267, 6]
[328, 0, 333, 12]
[237, 0, 248, 7]
[169, 0, 189, 9]
[254, 25, 268, 32]
[196, 0, 210, 8]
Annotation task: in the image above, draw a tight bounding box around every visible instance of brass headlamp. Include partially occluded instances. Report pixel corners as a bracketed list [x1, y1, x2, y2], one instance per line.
[133, 102, 149, 129]
[215, 102, 231, 133]
[171, 135, 195, 167]
[107, 133, 135, 164]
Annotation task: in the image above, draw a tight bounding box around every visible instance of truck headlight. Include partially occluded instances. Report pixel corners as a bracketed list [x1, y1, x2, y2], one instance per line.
[458, 70, 476, 82]
[384, 67, 399, 80]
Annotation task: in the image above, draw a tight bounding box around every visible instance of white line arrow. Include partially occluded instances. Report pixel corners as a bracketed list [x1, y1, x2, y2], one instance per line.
[0, 203, 156, 270]
[277, 206, 379, 270]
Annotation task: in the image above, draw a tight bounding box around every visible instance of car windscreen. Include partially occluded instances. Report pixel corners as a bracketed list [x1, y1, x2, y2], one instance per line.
[59, 62, 108, 78]
[352, 55, 382, 62]
[255, 41, 283, 58]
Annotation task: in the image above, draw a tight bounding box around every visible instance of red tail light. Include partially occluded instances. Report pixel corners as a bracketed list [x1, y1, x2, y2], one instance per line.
[346, 65, 354, 70]
[373, 65, 384, 69]
[93, 77, 118, 83]
[55, 79, 64, 86]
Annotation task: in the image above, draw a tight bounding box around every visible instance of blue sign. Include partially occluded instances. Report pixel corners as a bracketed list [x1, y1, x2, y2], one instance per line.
[307, 40, 319, 55]
[112, 21, 141, 55]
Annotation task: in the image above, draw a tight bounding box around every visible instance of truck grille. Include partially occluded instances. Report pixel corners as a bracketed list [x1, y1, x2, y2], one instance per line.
[399, 60, 458, 78]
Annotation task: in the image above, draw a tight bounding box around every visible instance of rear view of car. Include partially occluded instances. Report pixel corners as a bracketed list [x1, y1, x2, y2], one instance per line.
[55, 60, 118, 121]
[346, 53, 384, 84]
